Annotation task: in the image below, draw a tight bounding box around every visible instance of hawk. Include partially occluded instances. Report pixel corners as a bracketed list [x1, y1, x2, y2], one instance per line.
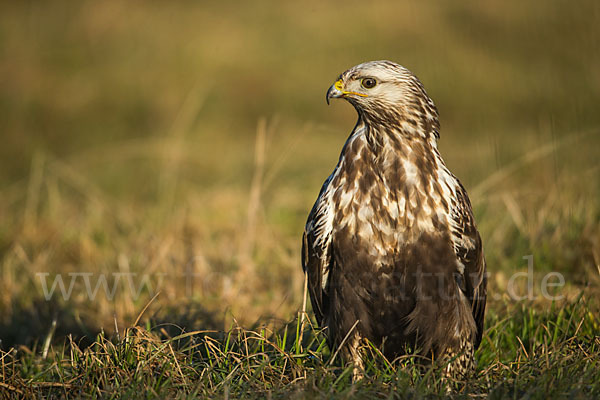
[302, 61, 487, 378]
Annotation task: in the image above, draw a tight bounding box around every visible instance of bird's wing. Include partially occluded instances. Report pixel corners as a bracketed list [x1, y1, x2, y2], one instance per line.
[302, 175, 335, 326]
[451, 182, 487, 348]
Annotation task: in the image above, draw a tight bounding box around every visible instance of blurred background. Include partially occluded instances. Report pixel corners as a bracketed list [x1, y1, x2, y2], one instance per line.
[1, 1, 599, 348]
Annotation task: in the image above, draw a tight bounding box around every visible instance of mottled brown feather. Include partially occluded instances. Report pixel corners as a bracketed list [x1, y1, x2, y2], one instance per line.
[302, 61, 487, 377]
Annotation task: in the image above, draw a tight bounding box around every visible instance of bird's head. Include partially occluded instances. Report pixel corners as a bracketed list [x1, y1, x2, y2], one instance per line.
[326, 60, 440, 140]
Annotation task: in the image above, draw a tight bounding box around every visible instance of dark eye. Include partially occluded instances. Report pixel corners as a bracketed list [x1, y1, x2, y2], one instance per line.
[361, 78, 377, 89]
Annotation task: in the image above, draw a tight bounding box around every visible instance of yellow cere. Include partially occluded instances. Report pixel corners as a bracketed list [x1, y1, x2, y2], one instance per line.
[333, 79, 367, 97]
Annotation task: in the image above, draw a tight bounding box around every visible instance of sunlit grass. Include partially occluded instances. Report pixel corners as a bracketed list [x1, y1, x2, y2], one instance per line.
[2, 297, 598, 397]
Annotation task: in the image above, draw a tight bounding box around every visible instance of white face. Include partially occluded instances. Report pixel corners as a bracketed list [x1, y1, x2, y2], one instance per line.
[326, 60, 440, 140]
[333, 61, 422, 109]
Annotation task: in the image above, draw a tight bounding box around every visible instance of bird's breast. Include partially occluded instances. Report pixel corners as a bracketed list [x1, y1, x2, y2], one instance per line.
[330, 159, 454, 266]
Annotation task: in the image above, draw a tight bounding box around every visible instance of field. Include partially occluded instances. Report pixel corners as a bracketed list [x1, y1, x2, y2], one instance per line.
[1, 1, 599, 398]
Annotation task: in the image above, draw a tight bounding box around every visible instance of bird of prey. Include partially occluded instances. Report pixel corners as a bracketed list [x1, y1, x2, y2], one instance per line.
[302, 61, 487, 378]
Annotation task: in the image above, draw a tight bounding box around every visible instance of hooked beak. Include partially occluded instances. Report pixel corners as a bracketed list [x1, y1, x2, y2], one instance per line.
[326, 79, 344, 105]
[326, 78, 368, 105]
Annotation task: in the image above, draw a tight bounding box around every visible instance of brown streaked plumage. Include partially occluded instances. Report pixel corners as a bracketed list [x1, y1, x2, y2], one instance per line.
[302, 61, 487, 378]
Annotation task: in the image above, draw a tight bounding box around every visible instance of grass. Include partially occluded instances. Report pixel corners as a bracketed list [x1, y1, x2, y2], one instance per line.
[2, 298, 599, 398]
[1, 0, 600, 398]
